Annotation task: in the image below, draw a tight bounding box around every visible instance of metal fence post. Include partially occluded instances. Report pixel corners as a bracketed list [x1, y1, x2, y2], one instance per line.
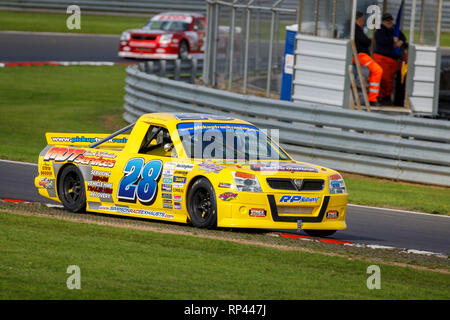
[243, 0, 255, 94]
[266, 0, 284, 97]
[228, 1, 239, 91]
[175, 59, 181, 81]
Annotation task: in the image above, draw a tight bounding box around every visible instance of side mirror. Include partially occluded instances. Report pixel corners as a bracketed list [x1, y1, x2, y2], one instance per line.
[164, 143, 174, 153]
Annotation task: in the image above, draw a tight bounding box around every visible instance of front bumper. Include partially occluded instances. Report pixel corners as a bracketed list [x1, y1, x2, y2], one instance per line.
[118, 51, 179, 60]
[216, 193, 348, 230]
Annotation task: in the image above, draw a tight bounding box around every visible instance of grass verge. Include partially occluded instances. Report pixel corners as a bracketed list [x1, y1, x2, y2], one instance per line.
[0, 10, 147, 35]
[1, 65, 449, 215]
[0, 209, 448, 299]
[0, 65, 128, 162]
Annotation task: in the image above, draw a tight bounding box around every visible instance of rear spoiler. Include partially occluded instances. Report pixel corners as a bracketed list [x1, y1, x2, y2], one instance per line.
[45, 132, 129, 148]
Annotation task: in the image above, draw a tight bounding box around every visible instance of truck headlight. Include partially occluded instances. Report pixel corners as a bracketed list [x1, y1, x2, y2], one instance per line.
[159, 34, 173, 44]
[232, 171, 262, 193]
[329, 174, 346, 194]
[120, 32, 130, 41]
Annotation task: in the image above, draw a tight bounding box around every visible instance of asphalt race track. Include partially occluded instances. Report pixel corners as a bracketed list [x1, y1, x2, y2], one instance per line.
[1, 160, 449, 256]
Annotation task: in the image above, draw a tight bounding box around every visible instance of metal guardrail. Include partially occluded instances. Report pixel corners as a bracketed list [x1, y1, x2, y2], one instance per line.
[135, 59, 203, 83]
[123, 64, 450, 187]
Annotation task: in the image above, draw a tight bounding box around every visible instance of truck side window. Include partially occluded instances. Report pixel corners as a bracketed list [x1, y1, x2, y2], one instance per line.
[194, 19, 204, 31]
[139, 125, 177, 158]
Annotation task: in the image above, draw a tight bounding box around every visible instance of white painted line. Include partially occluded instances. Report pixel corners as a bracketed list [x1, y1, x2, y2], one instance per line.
[45, 203, 64, 208]
[348, 203, 450, 219]
[0, 159, 37, 166]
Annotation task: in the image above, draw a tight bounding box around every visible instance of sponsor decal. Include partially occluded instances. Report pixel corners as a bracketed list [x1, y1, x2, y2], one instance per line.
[174, 170, 189, 176]
[176, 163, 195, 171]
[174, 202, 182, 209]
[163, 199, 172, 204]
[162, 193, 172, 199]
[90, 169, 111, 177]
[162, 177, 173, 184]
[198, 162, 224, 173]
[218, 182, 232, 188]
[326, 210, 339, 219]
[163, 203, 173, 209]
[92, 175, 109, 182]
[98, 205, 174, 219]
[279, 195, 321, 204]
[173, 187, 184, 193]
[219, 192, 238, 201]
[162, 169, 174, 177]
[38, 177, 54, 189]
[172, 183, 184, 189]
[234, 171, 255, 179]
[87, 181, 112, 191]
[39, 164, 53, 176]
[163, 162, 177, 170]
[249, 208, 266, 217]
[161, 184, 172, 192]
[250, 163, 318, 173]
[173, 176, 187, 184]
[173, 194, 182, 201]
[43, 147, 116, 168]
[50, 135, 127, 144]
[151, 14, 193, 23]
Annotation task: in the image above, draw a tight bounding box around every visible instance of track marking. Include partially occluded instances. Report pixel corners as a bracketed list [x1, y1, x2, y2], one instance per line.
[348, 203, 450, 219]
[0, 159, 37, 166]
[0, 30, 119, 38]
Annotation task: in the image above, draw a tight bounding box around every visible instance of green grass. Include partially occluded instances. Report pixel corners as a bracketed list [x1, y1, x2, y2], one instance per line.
[2, 10, 449, 47]
[441, 32, 450, 47]
[0, 65, 128, 162]
[0, 211, 448, 299]
[344, 174, 450, 215]
[0, 10, 147, 35]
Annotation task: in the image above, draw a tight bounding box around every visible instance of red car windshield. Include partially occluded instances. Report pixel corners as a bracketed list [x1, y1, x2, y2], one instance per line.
[144, 20, 189, 31]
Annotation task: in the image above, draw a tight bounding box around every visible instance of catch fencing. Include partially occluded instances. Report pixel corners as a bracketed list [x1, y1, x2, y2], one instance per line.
[124, 64, 450, 187]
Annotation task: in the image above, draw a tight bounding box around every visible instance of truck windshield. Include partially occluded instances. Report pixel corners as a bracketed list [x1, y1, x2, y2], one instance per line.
[144, 20, 189, 31]
[177, 122, 290, 161]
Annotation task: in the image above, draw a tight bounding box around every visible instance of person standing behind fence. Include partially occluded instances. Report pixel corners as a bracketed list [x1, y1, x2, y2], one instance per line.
[373, 13, 407, 105]
[354, 11, 383, 106]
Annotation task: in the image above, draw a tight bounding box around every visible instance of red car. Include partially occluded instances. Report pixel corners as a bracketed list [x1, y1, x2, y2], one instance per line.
[118, 12, 206, 60]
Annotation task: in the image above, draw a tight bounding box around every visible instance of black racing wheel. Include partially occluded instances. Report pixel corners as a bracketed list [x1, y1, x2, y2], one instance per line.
[58, 165, 86, 213]
[178, 40, 189, 60]
[187, 178, 217, 228]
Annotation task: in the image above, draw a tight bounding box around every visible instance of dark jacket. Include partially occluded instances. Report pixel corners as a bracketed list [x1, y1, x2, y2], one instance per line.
[355, 24, 371, 55]
[374, 24, 407, 60]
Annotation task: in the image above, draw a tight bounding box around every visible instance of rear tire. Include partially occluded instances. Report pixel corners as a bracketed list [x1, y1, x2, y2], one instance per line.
[58, 165, 86, 213]
[187, 178, 217, 228]
[303, 230, 337, 237]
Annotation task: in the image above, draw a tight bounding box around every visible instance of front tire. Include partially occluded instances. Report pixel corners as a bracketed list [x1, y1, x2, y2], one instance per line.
[178, 41, 189, 60]
[58, 165, 86, 213]
[303, 230, 337, 237]
[187, 178, 217, 228]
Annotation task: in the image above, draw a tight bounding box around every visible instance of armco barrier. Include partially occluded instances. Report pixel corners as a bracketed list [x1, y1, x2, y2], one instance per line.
[123, 64, 450, 186]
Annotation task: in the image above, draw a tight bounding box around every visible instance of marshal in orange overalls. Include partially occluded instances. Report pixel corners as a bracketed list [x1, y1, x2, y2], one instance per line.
[355, 53, 383, 103]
